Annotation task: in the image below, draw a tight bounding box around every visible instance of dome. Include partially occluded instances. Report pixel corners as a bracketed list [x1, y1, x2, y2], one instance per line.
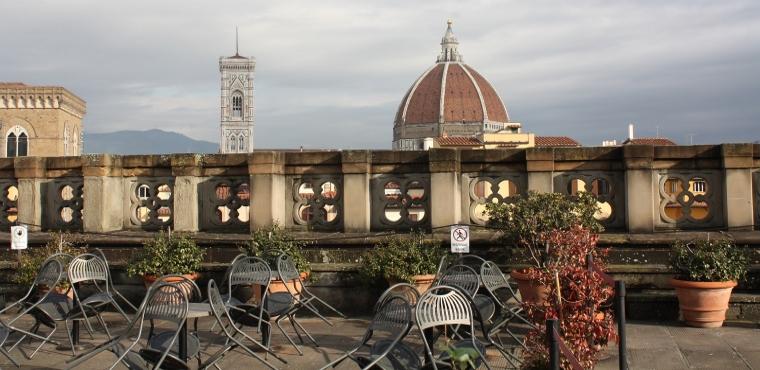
[394, 21, 510, 127]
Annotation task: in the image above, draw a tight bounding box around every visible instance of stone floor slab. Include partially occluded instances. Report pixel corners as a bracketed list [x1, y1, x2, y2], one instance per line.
[681, 349, 751, 369]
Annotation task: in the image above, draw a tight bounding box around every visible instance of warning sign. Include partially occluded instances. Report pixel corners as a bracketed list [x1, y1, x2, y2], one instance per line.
[450, 225, 470, 253]
[11, 225, 28, 250]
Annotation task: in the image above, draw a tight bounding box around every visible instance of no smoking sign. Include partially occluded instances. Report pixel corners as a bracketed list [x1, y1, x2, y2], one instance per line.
[450, 225, 470, 253]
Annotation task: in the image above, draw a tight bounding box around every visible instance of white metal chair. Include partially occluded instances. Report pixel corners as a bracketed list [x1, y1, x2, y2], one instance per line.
[480, 261, 535, 352]
[201, 279, 286, 370]
[321, 296, 417, 370]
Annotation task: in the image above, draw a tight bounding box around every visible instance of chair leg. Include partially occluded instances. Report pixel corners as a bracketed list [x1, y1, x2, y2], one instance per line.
[29, 326, 56, 359]
[312, 296, 347, 318]
[291, 315, 319, 347]
[275, 315, 302, 355]
[64, 320, 78, 357]
[287, 315, 305, 344]
[0, 346, 20, 367]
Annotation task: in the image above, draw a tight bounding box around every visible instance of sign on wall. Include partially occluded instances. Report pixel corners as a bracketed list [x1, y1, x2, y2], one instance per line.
[11, 225, 28, 250]
[450, 225, 470, 253]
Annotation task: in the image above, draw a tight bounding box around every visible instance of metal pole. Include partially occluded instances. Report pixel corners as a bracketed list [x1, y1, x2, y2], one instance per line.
[615, 280, 628, 370]
[547, 318, 560, 370]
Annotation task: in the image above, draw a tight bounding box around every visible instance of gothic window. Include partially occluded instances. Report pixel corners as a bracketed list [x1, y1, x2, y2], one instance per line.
[231, 92, 243, 118]
[5, 126, 28, 157]
[228, 136, 236, 152]
[238, 135, 245, 151]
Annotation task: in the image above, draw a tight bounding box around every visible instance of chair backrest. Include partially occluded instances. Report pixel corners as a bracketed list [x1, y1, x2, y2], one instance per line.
[415, 285, 473, 331]
[152, 274, 202, 302]
[369, 295, 412, 336]
[480, 261, 512, 294]
[68, 253, 109, 285]
[228, 256, 271, 288]
[276, 253, 301, 283]
[208, 279, 231, 327]
[34, 258, 65, 288]
[455, 254, 488, 270]
[374, 283, 420, 313]
[436, 264, 480, 298]
[143, 282, 189, 325]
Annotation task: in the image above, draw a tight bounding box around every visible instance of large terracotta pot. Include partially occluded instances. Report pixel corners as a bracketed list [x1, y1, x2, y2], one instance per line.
[510, 269, 549, 304]
[670, 278, 736, 328]
[387, 274, 436, 295]
[142, 273, 199, 287]
[252, 271, 309, 304]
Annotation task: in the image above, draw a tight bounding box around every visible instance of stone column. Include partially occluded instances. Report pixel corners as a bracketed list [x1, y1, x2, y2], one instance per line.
[429, 149, 462, 228]
[526, 148, 554, 193]
[14, 157, 46, 231]
[171, 154, 202, 232]
[623, 145, 656, 233]
[249, 152, 286, 230]
[721, 143, 754, 231]
[341, 150, 371, 232]
[82, 154, 124, 233]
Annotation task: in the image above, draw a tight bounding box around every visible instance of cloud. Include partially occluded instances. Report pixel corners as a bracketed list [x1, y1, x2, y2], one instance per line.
[1, 0, 758, 147]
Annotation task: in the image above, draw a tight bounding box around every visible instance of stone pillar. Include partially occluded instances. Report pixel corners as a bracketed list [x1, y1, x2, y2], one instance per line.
[623, 145, 656, 233]
[721, 143, 754, 231]
[526, 148, 554, 193]
[14, 157, 46, 231]
[429, 149, 462, 228]
[249, 152, 286, 230]
[82, 154, 124, 233]
[171, 154, 202, 232]
[341, 150, 371, 232]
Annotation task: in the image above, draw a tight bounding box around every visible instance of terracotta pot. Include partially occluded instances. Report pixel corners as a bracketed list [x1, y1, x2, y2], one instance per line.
[38, 285, 74, 300]
[253, 271, 309, 305]
[142, 273, 199, 287]
[510, 269, 549, 304]
[670, 278, 736, 328]
[387, 274, 436, 295]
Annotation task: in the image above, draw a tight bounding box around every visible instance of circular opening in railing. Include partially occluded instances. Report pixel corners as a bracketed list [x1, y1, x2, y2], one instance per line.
[61, 185, 74, 201]
[298, 182, 315, 200]
[321, 182, 338, 199]
[6, 185, 18, 202]
[384, 203, 402, 222]
[157, 184, 172, 200]
[384, 181, 402, 201]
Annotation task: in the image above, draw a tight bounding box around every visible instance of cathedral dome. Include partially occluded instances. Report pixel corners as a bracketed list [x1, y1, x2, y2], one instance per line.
[394, 21, 510, 126]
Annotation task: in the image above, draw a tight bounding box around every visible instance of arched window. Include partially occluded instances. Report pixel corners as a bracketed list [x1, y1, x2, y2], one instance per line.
[228, 136, 235, 152]
[231, 92, 243, 118]
[6, 125, 29, 157]
[6, 133, 16, 157]
[238, 135, 245, 151]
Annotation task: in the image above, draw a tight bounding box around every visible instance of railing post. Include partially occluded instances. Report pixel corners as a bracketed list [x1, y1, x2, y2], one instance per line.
[615, 280, 628, 370]
[341, 150, 371, 232]
[721, 143, 754, 231]
[14, 157, 46, 231]
[526, 147, 554, 193]
[171, 154, 202, 232]
[546, 318, 560, 370]
[82, 154, 124, 232]
[429, 148, 462, 228]
[622, 145, 655, 233]
[249, 151, 286, 230]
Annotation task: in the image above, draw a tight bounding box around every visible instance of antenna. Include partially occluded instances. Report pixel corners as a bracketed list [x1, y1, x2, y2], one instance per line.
[235, 26, 239, 55]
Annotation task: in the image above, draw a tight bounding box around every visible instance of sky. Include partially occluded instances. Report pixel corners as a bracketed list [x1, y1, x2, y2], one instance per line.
[2, 0, 759, 149]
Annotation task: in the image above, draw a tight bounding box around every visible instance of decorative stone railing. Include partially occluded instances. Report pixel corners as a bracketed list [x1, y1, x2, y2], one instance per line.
[0, 144, 758, 234]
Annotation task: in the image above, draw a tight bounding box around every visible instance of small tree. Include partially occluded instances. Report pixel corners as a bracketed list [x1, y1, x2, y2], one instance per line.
[359, 231, 445, 284]
[241, 224, 310, 273]
[127, 232, 204, 277]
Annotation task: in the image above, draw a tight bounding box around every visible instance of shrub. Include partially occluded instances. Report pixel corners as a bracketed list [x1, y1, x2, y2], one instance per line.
[127, 232, 204, 277]
[486, 191, 603, 268]
[670, 238, 748, 282]
[241, 224, 310, 273]
[359, 231, 445, 284]
[521, 226, 617, 370]
[15, 232, 87, 289]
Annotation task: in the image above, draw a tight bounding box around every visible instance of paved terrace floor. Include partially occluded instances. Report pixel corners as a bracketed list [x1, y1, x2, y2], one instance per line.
[0, 313, 757, 369]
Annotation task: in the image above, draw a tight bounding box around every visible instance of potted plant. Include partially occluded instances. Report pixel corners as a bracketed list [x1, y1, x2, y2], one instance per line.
[486, 191, 603, 303]
[241, 224, 310, 301]
[16, 232, 87, 299]
[359, 231, 445, 294]
[669, 238, 748, 328]
[127, 231, 205, 286]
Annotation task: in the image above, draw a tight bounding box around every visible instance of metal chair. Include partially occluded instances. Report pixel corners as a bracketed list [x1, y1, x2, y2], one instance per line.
[437, 264, 497, 325]
[147, 275, 203, 367]
[201, 280, 286, 370]
[373, 283, 421, 313]
[65, 282, 191, 370]
[94, 248, 139, 312]
[0, 258, 65, 363]
[321, 296, 418, 370]
[65, 253, 132, 351]
[274, 253, 346, 353]
[415, 285, 491, 370]
[480, 261, 535, 351]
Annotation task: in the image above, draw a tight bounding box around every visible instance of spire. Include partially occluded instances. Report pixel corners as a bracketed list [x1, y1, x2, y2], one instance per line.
[437, 19, 463, 62]
[235, 26, 239, 56]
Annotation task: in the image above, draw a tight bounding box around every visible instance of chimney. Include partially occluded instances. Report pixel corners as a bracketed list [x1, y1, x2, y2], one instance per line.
[628, 123, 634, 140]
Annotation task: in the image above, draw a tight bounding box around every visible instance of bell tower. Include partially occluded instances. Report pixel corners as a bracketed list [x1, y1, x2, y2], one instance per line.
[219, 28, 255, 153]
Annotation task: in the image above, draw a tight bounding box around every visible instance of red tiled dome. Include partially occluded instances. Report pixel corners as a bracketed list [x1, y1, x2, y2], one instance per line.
[395, 62, 509, 126]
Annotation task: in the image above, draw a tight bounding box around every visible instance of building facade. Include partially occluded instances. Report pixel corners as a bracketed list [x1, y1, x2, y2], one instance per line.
[0, 83, 85, 157]
[219, 46, 255, 153]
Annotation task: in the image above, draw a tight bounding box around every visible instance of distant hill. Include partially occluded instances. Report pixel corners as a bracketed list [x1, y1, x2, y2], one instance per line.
[84, 129, 218, 155]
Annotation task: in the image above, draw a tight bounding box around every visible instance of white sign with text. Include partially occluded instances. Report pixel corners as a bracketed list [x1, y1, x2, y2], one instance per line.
[11, 225, 28, 250]
[450, 225, 470, 253]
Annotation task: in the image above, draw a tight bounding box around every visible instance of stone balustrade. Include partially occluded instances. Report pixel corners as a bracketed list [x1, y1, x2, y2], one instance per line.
[0, 143, 758, 234]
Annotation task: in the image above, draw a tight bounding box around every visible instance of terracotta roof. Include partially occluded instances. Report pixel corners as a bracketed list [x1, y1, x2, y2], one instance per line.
[535, 136, 581, 147]
[436, 136, 482, 147]
[623, 137, 676, 146]
[396, 62, 509, 126]
[0, 82, 27, 87]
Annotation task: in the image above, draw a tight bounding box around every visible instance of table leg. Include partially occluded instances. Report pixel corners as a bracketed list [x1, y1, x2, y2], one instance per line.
[72, 320, 80, 346]
[179, 320, 188, 360]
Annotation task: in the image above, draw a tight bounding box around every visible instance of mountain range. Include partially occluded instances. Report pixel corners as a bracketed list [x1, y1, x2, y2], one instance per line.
[84, 129, 218, 155]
